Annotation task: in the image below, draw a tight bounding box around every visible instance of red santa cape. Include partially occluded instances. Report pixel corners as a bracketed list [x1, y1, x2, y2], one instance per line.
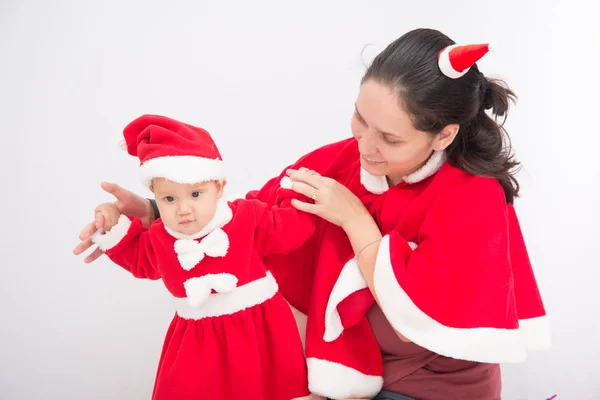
[247, 138, 550, 399]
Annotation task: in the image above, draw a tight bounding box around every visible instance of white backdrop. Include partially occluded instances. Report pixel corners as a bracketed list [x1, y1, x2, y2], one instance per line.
[1, 0, 598, 399]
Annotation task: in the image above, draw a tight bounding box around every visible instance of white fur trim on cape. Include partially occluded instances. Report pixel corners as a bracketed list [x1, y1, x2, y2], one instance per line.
[175, 271, 278, 319]
[360, 151, 446, 194]
[372, 234, 550, 363]
[307, 357, 383, 399]
[323, 258, 367, 342]
[438, 44, 468, 79]
[519, 315, 551, 350]
[173, 228, 229, 271]
[183, 273, 238, 307]
[139, 155, 225, 187]
[91, 214, 132, 251]
[324, 242, 418, 341]
[164, 198, 233, 240]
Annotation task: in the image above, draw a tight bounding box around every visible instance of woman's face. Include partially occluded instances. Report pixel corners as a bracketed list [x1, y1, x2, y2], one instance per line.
[351, 79, 457, 186]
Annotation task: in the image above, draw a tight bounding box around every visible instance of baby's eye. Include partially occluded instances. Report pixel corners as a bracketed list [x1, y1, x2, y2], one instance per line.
[164, 196, 175, 203]
[191, 191, 201, 198]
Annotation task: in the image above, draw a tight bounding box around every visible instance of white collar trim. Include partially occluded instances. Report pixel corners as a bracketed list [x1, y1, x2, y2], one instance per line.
[360, 151, 447, 194]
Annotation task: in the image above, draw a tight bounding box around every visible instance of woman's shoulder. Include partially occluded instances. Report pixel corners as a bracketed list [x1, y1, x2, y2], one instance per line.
[431, 162, 506, 206]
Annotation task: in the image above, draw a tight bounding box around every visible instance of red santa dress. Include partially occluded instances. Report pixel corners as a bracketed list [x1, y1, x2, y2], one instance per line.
[247, 138, 550, 399]
[92, 114, 314, 400]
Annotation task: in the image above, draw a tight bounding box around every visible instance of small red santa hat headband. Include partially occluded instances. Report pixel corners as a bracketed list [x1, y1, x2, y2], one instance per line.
[437, 42, 495, 79]
[120, 114, 225, 187]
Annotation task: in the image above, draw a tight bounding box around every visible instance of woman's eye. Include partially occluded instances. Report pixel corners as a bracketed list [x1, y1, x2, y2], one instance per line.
[191, 191, 201, 198]
[164, 196, 174, 203]
[382, 135, 401, 145]
[355, 112, 366, 125]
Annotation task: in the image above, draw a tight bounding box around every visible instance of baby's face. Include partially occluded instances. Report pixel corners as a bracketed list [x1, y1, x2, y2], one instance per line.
[151, 178, 224, 235]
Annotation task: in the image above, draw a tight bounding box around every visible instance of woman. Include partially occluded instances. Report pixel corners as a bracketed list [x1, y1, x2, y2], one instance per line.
[74, 28, 549, 400]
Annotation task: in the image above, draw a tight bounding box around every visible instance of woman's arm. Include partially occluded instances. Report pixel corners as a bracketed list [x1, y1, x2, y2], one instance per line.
[342, 214, 412, 343]
[288, 168, 549, 362]
[73, 182, 155, 263]
[287, 168, 411, 342]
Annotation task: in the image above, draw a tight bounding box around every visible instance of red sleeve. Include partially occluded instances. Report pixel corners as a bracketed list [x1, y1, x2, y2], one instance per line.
[245, 138, 354, 204]
[372, 177, 549, 363]
[92, 215, 161, 280]
[252, 187, 316, 257]
[243, 139, 354, 313]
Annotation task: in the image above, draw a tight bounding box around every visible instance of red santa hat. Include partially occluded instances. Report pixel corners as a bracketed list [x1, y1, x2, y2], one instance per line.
[121, 114, 225, 187]
[438, 42, 495, 79]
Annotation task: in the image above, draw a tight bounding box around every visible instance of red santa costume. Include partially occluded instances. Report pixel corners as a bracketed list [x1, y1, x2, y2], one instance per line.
[248, 61, 550, 398]
[92, 115, 313, 400]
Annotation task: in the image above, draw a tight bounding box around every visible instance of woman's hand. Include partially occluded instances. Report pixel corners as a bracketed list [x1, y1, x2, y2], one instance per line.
[72, 182, 153, 263]
[286, 168, 369, 229]
[94, 203, 122, 233]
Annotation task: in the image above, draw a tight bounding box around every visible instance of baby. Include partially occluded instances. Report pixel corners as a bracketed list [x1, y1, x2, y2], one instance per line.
[91, 114, 313, 400]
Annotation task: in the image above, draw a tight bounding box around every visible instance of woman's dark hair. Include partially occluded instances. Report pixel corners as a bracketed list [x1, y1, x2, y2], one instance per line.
[362, 28, 520, 203]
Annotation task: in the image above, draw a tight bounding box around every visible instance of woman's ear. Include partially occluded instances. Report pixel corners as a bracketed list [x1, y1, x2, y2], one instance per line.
[433, 124, 459, 151]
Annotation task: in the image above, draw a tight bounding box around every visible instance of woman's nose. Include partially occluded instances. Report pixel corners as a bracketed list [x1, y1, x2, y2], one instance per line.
[358, 130, 378, 155]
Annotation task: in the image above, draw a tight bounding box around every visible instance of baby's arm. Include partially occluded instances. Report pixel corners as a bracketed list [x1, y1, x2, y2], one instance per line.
[91, 204, 160, 280]
[252, 185, 317, 257]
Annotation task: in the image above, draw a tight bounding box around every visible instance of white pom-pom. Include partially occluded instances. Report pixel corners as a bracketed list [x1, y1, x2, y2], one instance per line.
[487, 42, 497, 52]
[280, 176, 293, 189]
[118, 140, 127, 151]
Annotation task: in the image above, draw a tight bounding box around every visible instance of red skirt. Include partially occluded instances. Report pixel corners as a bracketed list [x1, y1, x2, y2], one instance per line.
[151, 288, 309, 400]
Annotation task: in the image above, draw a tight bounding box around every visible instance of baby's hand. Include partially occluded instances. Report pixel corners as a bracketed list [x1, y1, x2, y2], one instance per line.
[94, 203, 121, 232]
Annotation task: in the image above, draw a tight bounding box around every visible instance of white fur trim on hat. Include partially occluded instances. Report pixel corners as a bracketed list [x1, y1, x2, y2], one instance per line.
[139, 156, 225, 187]
[91, 214, 132, 251]
[438, 44, 468, 79]
[307, 357, 383, 399]
[372, 234, 550, 363]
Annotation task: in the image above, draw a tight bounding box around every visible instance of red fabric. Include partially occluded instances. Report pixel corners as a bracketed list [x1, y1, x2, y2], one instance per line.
[447, 44, 491, 73]
[246, 139, 364, 315]
[247, 137, 548, 398]
[122, 114, 222, 163]
[103, 197, 314, 400]
[507, 205, 545, 320]
[386, 170, 519, 329]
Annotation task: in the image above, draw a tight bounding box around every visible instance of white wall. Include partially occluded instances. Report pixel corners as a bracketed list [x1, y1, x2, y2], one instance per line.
[1, 0, 598, 399]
